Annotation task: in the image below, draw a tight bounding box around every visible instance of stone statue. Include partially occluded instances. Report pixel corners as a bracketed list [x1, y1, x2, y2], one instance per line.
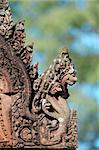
[0, 0, 78, 149]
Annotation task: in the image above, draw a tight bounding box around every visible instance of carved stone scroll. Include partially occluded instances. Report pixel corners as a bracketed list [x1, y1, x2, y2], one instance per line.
[0, 0, 78, 149]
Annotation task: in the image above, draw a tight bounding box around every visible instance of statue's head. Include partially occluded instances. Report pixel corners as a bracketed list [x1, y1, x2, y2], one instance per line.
[46, 48, 77, 85]
[32, 48, 77, 113]
[39, 48, 77, 98]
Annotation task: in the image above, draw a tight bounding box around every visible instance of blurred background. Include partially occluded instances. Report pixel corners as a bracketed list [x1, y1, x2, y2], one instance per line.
[9, 0, 99, 150]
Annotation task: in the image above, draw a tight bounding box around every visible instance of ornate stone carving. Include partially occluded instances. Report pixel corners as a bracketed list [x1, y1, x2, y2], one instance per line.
[0, 0, 78, 149]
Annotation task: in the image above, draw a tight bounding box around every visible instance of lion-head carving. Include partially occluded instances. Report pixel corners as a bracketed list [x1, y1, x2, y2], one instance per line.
[32, 48, 77, 114]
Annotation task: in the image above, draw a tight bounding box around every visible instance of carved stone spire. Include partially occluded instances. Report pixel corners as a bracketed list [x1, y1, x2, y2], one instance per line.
[0, 0, 78, 149]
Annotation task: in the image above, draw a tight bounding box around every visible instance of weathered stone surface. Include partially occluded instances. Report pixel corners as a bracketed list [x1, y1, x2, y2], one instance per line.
[0, 0, 78, 149]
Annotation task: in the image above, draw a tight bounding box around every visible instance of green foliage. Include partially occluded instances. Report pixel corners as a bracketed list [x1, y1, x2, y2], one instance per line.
[72, 54, 99, 83]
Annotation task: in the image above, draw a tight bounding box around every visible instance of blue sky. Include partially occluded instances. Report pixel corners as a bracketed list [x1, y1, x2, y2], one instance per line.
[69, 27, 99, 55]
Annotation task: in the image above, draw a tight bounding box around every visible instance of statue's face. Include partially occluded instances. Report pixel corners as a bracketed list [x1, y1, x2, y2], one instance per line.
[63, 62, 77, 86]
[53, 52, 77, 87]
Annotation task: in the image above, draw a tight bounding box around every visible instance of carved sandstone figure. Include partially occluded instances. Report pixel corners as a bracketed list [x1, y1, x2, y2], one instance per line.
[0, 0, 78, 149]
